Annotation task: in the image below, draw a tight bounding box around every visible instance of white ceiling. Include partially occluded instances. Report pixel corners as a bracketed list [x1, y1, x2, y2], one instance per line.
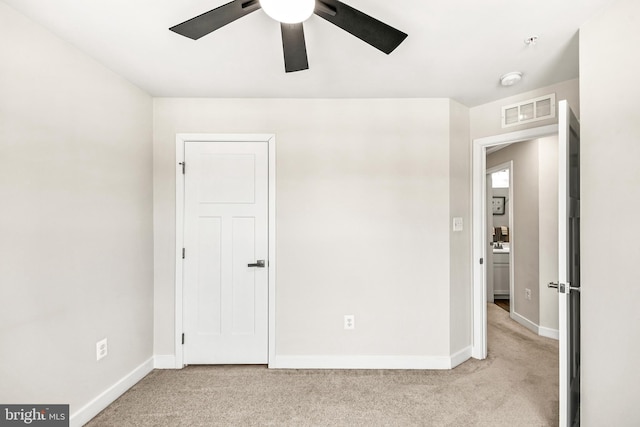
[2, 0, 614, 106]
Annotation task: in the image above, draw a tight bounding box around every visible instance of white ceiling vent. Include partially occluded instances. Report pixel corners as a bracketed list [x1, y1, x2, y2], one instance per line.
[501, 94, 556, 128]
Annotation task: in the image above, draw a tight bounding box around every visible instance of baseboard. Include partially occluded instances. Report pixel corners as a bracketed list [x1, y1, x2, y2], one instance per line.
[154, 354, 179, 369]
[511, 312, 560, 341]
[510, 311, 539, 335]
[70, 357, 153, 427]
[270, 353, 467, 370]
[450, 346, 473, 369]
[538, 326, 559, 340]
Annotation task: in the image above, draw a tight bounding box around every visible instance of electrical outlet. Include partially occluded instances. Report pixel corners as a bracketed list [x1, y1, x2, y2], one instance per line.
[344, 315, 355, 330]
[525, 288, 532, 301]
[96, 338, 108, 361]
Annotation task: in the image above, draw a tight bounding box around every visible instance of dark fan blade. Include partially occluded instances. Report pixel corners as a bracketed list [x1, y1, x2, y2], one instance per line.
[170, 0, 261, 40]
[281, 23, 309, 73]
[314, 0, 407, 54]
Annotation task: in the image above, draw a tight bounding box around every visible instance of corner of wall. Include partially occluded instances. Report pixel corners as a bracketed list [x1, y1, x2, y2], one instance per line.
[448, 100, 473, 356]
[70, 358, 154, 427]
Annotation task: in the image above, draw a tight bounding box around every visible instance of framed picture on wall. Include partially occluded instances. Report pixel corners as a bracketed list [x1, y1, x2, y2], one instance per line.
[492, 196, 505, 215]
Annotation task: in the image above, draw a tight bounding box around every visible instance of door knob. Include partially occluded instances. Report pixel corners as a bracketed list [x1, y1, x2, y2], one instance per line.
[248, 260, 265, 268]
[548, 282, 581, 293]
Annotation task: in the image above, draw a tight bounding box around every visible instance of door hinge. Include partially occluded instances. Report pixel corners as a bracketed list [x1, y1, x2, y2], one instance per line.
[181, 333, 185, 345]
[179, 162, 185, 174]
[479, 258, 484, 265]
[182, 248, 185, 259]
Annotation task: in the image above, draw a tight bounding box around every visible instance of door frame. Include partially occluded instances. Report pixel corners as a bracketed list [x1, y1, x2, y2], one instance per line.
[471, 124, 557, 359]
[174, 134, 277, 368]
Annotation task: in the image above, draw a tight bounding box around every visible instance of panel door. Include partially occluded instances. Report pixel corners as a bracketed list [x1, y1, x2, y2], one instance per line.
[183, 141, 268, 364]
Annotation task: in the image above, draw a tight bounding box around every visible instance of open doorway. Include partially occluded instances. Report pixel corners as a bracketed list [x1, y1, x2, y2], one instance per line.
[484, 137, 560, 341]
[471, 124, 559, 360]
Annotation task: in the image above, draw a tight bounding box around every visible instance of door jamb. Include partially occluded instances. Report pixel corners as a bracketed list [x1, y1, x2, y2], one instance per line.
[174, 133, 277, 368]
[472, 125, 557, 359]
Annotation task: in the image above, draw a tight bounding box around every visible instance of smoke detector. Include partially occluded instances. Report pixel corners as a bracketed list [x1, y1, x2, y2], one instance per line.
[500, 72, 522, 87]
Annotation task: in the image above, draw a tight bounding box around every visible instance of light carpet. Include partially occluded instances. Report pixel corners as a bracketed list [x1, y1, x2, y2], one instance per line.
[87, 304, 558, 426]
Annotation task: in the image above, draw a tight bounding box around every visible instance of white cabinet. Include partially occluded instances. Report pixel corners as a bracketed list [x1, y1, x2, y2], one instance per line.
[493, 252, 510, 298]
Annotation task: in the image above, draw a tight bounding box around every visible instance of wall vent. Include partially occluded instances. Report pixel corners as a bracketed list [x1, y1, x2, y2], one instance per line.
[501, 94, 556, 128]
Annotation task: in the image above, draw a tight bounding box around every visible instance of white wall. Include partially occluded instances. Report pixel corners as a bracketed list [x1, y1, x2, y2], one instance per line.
[449, 101, 472, 356]
[580, 0, 640, 423]
[0, 2, 153, 420]
[153, 98, 467, 365]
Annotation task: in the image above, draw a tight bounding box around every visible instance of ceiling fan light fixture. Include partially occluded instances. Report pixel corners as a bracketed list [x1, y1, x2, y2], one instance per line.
[500, 71, 523, 87]
[260, 0, 315, 24]
[170, 0, 408, 73]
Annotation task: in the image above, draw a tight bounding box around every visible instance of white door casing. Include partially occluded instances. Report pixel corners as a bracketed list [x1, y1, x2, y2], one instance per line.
[472, 124, 558, 360]
[175, 134, 276, 368]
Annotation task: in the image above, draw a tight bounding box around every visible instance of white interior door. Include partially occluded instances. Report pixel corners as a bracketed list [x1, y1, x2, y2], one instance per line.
[183, 141, 269, 365]
[556, 100, 581, 426]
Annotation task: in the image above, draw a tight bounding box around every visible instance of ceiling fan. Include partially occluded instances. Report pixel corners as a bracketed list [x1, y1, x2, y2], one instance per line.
[169, 0, 408, 73]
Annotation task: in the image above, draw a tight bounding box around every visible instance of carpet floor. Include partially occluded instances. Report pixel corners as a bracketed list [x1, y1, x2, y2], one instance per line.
[86, 304, 559, 426]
